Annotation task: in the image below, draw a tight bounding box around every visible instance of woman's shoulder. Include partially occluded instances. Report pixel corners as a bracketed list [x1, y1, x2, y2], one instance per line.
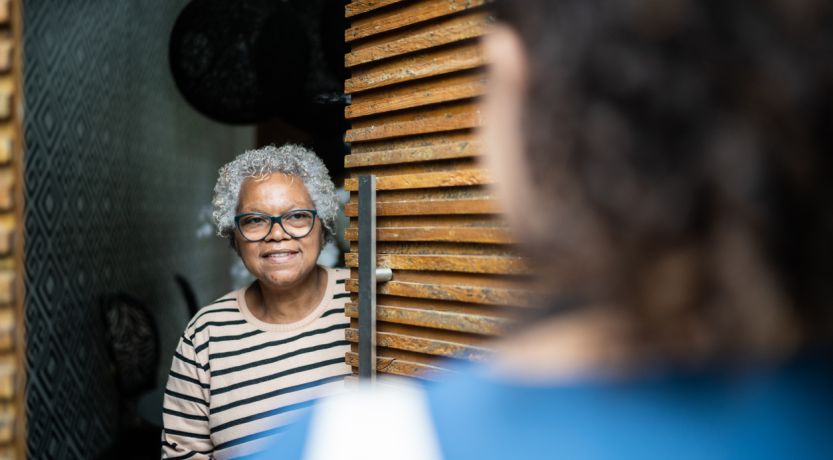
[182, 289, 245, 337]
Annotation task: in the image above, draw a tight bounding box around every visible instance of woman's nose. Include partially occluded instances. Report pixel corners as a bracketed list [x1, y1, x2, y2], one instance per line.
[264, 220, 290, 241]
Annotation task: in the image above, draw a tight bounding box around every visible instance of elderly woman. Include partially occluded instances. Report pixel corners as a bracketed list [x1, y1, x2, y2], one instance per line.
[161, 144, 352, 459]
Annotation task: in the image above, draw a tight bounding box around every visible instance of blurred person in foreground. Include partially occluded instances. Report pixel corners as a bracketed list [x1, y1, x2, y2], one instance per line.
[161, 145, 351, 459]
[259, 0, 833, 458]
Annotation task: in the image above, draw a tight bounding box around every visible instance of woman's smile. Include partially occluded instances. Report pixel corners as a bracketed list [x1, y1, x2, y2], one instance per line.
[260, 247, 301, 264]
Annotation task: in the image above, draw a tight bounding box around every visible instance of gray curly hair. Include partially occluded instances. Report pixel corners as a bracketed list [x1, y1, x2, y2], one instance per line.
[212, 144, 338, 244]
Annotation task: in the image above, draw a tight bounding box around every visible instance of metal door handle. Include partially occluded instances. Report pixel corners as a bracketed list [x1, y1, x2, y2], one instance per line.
[358, 175, 390, 382]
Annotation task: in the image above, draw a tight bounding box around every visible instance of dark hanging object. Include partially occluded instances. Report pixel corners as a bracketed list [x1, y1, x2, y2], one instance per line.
[169, 0, 311, 124]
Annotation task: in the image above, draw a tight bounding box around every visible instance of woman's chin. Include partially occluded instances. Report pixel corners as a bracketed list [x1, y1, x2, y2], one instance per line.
[259, 264, 315, 290]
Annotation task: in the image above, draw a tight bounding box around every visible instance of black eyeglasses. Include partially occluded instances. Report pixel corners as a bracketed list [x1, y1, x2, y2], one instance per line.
[234, 209, 318, 241]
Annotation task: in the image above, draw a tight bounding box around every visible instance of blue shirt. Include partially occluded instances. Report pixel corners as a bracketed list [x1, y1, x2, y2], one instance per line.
[259, 354, 833, 459]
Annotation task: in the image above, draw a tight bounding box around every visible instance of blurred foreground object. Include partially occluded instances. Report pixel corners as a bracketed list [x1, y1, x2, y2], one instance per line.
[258, 0, 833, 458]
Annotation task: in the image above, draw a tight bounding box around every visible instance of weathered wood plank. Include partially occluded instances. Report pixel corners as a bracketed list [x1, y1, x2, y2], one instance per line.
[0, 40, 12, 74]
[350, 130, 476, 154]
[345, 253, 528, 275]
[344, 169, 491, 191]
[346, 302, 508, 335]
[355, 240, 515, 256]
[0, 361, 12, 400]
[346, 0, 403, 18]
[344, 226, 512, 244]
[0, 137, 12, 166]
[0, 401, 12, 443]
[345, 139, 479, 168]
[347, 0, 489, 42]
[346, 11, 492, 68]
[0, 309, 11, 353]
[346, 328, 492, 361]
[345, 351, 449, 379]
[347, 72, 486, 119]
[345, 198, 498, 217]
[0, 0, 9, 25]
[0, 271, 13, 306]
[346, 279, 528, 306]
[346, 41, 485, 94]
[0, 224, 11, 257]
[346, 101, 481, 142]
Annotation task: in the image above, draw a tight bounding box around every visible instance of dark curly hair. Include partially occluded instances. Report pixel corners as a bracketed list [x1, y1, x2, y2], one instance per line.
[497, 0, 833, 362]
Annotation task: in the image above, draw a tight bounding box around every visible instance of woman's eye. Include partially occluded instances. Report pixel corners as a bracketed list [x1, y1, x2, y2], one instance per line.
[245, 217, 267, 225]
[287, 212, 306, 220]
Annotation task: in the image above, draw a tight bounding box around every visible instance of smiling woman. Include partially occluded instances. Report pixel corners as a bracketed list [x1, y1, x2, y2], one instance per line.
[160, 144, 352, 459]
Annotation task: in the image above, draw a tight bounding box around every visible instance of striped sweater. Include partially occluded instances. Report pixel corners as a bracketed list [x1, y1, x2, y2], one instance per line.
[161, 266, 352, 459]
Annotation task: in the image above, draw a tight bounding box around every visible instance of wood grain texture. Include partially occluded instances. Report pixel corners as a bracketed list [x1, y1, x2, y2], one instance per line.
[345, 352, 449, 379]
[344, 168, 491, 191]
[344, 226, 512, 244]
[345, 253, 528, 275]
[346, 41, 485, 94]
[345, 138, 479, 169]
[0, 360, 12, 400]
[346, 10, 492, 68]
[346, 302, 508, 335]
[357, 241, 516, 256]
[346, 0, 403, 18]
[347, 0, 489, 42]
[346, 328, 492, 361]
[346, 101, 481, 142]
[345, 198, 499, 217]
[0, 0, 8, 25]
[0, 41, 11, 74]
[0, 309, 11, 352]
[347, 71, 486, 119]
[346, 278, 528, 306]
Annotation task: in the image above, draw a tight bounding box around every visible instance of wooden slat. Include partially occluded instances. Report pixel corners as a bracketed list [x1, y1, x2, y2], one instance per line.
[344, 226, 512, 244]
[346, 328, 491, 361]
[0, 362, 12, 400]
[0, 41, 12, 74]
[346, 10, 491, 68]
[345, 198, 498, 217]
[0, 137, 12, 165]
[345, 351, 449, 379]
[0, 0, 9, 25]
[346, 302, 508, 335]
[346, 0, 403, 18]
[355, 241, 515, 257]
[0, 309, 11, 353]
[346, 279, 528, 306]
[344, 169, 490, 191]
[346, 101, 481, 142]
[345, 139, 479, 168]
[347, 71, 486, 119]
[347, 41, 485, 94]
[345, 253, 527, 275]
[0, 272, 12, 306]
[346, 0, 489, 42]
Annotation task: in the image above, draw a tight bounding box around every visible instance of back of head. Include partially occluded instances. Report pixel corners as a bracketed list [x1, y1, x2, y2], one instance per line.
[497, 0, 833, 363]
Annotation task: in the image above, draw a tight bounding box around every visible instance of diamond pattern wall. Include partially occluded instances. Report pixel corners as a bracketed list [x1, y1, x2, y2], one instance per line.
[22, 1, 253, 458]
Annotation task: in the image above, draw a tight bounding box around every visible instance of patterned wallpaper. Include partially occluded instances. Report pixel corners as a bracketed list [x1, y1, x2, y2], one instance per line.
[22, 1, 253, 458]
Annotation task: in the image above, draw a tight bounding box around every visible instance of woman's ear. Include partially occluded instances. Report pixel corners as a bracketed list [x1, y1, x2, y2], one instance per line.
[480, 25, 536, 237]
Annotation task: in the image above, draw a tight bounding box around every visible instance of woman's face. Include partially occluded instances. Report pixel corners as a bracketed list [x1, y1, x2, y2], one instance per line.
[234, 173, 323, 292]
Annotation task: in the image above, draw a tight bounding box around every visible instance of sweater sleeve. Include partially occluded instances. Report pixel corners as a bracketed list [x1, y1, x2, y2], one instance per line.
[161, 333, 213, 459]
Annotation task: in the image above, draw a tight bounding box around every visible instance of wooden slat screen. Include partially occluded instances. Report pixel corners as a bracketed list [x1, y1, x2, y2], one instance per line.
[344, 0, 525, 380]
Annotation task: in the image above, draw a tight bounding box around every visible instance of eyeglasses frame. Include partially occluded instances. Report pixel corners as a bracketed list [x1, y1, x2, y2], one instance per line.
[233, 209, 319, 242]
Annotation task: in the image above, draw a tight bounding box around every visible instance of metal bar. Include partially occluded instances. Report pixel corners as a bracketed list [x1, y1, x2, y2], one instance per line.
[358, 175, 377, 382]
